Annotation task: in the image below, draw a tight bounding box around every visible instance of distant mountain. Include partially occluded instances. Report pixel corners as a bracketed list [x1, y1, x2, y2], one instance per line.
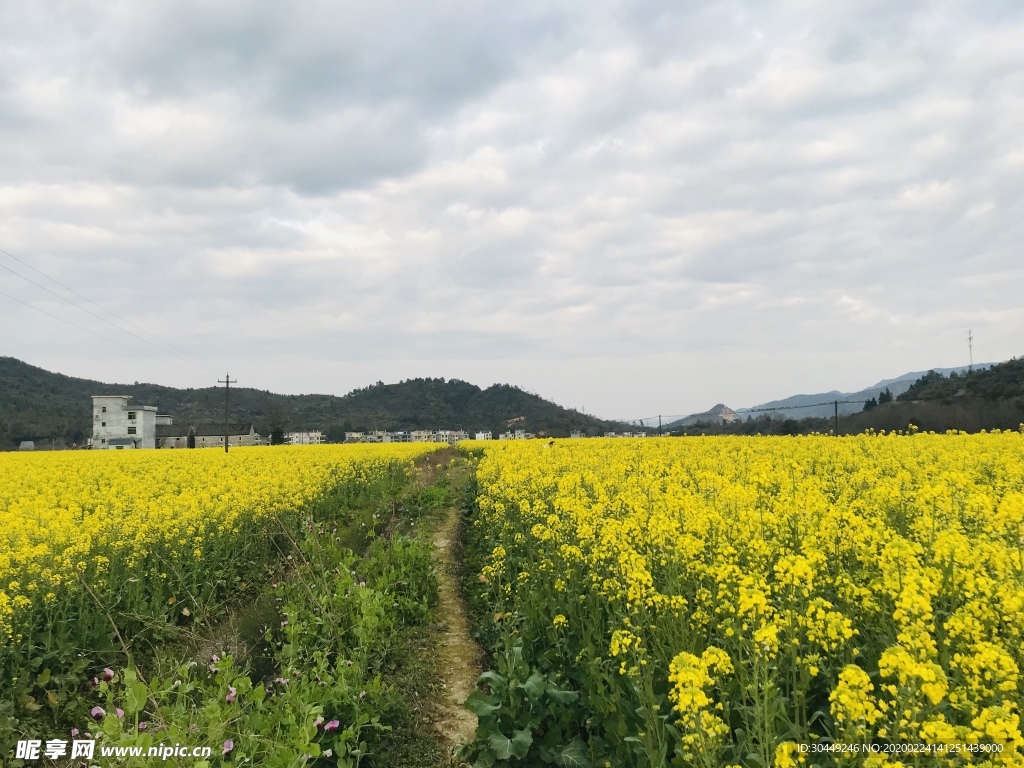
[734, 363, 999, 420]
[664, 404, 740, 430]
[662, 358, 1024, 437]
[0, 357, 620, 449]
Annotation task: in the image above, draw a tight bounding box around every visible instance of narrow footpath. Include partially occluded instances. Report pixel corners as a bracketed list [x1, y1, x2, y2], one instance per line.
[431, 492, 484, 759]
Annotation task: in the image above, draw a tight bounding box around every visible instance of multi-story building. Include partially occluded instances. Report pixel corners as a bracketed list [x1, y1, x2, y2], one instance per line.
[285, 431, 324, 445]
[474, 431, 493, 440]
[90, 395, 171, 449]
[499, 429, 532, 440]
[345, 429, 469, 444]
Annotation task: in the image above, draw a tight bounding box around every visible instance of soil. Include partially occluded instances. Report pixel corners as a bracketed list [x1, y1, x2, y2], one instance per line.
[430, 476, 485, 757]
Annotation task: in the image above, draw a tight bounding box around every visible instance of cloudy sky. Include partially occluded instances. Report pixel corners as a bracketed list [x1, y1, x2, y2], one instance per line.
[1, 1, 1022, 419]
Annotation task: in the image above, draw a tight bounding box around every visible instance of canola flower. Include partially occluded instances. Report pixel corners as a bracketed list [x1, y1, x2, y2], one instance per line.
[465, 433, 1024, 767]
[0, 444, 440, 685]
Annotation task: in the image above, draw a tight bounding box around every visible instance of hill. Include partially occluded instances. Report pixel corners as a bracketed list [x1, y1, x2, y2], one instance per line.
[664, 404, 740, 430]
[666, 357, 1024, 436]
[0, 357, 620, 449]
[897, 357, 1024, 402]
[734, 363, 998, 420]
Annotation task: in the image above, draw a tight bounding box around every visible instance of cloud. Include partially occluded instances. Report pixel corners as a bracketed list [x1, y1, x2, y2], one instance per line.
[1, 0, 1023, 417]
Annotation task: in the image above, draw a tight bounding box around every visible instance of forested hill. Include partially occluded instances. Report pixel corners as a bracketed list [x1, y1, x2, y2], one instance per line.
[898, 357, 1024, 402]
[0, 357, 619, 448]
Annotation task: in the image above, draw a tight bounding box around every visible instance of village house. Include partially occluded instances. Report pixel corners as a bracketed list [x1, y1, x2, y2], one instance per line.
[90, 395, 173, 450]
[499, 429, 533, 440]
[344, 429, 469, 444]
[157, 423, 263, 449]
[285, 431, 324, 445]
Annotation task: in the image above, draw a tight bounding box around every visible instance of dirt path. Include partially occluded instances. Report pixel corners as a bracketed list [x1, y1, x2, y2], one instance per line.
[431, 495, 484, 758]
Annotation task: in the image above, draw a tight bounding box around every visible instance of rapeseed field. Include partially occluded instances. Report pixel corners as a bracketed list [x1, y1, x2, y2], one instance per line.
[466, 433, 1024, 767]
[0, 444, 439, 699]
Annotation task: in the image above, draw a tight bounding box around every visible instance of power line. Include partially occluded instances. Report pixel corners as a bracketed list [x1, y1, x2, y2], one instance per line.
[0, 288, 197, 372]
[0, 247, 214, 373]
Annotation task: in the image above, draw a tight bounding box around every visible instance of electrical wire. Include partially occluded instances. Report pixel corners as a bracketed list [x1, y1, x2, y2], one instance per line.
[0, 247, 215, 373]
[0, 288, 198, 374]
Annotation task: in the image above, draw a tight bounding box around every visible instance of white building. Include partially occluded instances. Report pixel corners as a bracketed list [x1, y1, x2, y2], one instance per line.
[285, 431, 324, 445]
[90, 395, 169, 450]
[344, 429, 469, 444]
[474, 431, 493, 440]
[499, 429, 532, 440]
[570, 431, 584, 439]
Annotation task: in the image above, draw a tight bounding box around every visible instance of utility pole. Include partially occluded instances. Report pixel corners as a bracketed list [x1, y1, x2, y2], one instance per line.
[658, 415, 662, 436]
[968, 329, 973, 372]
[834, 400, 839, 436]
[218, 372, 237, 453]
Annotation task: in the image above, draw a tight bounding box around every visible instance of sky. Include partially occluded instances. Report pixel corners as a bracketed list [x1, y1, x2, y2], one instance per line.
[1, 1, 1022, 421]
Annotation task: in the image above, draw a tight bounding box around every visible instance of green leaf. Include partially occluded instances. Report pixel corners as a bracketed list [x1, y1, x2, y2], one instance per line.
[520, 672, 546, 701]
[545, 687, 579, 705]
[510, 729, 533, 760]
[553, 738, 592, 768]
[477, 670, 506, 694]
[36, 668, 51, 686]
[465, 691, 501, 718]
[488, 731, 515, 760]
[125, 680, 149, 715]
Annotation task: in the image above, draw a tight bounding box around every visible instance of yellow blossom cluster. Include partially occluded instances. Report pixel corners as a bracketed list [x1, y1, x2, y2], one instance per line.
[465, 433, 1024, 766]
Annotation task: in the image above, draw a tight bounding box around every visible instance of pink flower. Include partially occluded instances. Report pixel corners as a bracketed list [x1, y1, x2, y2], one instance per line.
[70, 728, 80, 737]
[281, 620, 288, 627]
[359, 691, 366, 698]
[324, 720, 340, 733]
[226, 686, 237, 703]
[139, 722, 148, 731]
[90, 706, 105, 720]
[102, 668, 115, 682]
[275, 677, 289, 685]
[313, 716, 324, 729]
[223, 739, 234, 755]
[116, 708, 124, 719]
[359, 581, 365, 587]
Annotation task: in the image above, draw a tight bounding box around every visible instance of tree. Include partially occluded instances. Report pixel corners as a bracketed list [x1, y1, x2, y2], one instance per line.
[265, 402, 290, 445]
[862, 397, 878, 412]
[878, 388, 894, 405]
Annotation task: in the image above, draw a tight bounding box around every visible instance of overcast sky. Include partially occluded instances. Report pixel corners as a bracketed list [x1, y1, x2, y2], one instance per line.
[1, 1, 1022, 420]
